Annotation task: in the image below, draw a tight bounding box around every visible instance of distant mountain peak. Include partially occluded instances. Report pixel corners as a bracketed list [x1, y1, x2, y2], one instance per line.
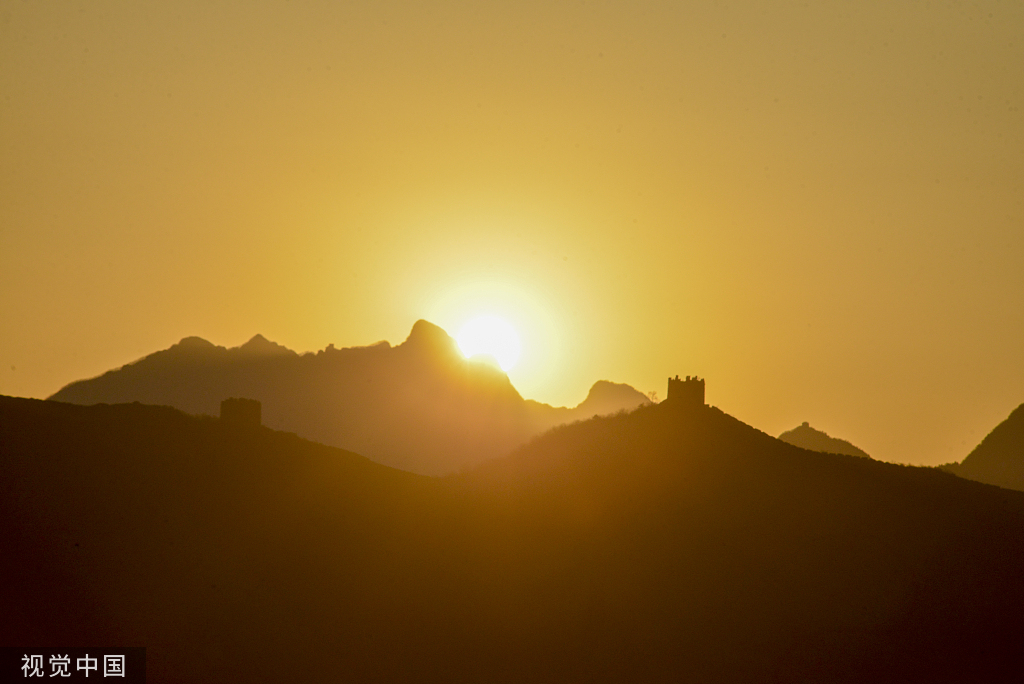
[402, 320, 461, 359]
[236, 334, 295, 357]
[575, 380, 651, 417]
[407, 319, 450, 342]
[175, 336, 216, 349]
[584, 380, 641, 402]
[778, 422, 871, 459]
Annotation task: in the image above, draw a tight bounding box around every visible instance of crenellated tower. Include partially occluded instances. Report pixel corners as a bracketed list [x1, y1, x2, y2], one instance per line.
[667, 375, 705, 408]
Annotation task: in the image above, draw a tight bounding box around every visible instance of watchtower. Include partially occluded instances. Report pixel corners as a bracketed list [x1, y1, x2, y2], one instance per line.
[220, 397, 261, 429]
[667, 375, 705, 408]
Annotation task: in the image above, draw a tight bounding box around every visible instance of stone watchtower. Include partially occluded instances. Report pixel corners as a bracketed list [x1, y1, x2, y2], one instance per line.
[220, 397, 261, 429]
[667, 375, 705, 408]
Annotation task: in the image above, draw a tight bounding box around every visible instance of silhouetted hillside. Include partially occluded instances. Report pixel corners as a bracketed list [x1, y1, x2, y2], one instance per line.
[944, 403, 1024, 491]
[778, 421, 871, 458]
[4, 394, 1024, 682]
[48, 321, 649, 475]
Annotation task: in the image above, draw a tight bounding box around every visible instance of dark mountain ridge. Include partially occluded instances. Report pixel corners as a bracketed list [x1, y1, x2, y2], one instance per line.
[944, 402, 1024, 491]
[3, 394, 1024, 682]
[48, 320, 649, 475]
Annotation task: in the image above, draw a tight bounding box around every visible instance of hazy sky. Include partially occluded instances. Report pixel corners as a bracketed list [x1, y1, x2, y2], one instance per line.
[2, 0, 1022, 466]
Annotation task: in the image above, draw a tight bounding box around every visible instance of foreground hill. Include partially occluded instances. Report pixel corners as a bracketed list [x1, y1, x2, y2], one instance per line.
[778, 421, 871, 458]
[3, 395, 1024, 682]
[48, 320, 649, 475]
[944, 403, 1024, 491]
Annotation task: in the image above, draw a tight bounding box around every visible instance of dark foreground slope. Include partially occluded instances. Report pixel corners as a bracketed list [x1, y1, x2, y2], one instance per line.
[944, 403, 1024, 491]
[3, 395, 1024, 683]
[48, 321, 649, 475]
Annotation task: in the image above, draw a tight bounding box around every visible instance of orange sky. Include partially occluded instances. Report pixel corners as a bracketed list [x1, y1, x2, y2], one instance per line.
[2, 0, 1022, 466]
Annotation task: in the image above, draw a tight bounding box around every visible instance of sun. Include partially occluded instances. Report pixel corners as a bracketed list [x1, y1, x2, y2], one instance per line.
[456, 315, 521, 372]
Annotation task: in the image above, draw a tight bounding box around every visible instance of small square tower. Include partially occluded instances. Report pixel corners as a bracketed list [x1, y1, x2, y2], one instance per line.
[667, 375, 705, 408]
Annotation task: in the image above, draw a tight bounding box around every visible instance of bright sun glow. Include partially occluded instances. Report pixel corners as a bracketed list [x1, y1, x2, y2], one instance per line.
[456, 315, 521, 371]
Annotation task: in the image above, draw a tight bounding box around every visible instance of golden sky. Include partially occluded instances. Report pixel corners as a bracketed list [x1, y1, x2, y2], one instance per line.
[2, 0, 1022, 466]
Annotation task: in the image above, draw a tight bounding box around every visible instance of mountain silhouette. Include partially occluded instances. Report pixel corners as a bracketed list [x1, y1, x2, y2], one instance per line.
[574, 379, 653, 417]
[943, 403, 1024, 491]
[48, 320, 650, 475]
[236, 332, 295, 356]
[4, 394, 1024, 682]
[778, 421, 871, 459]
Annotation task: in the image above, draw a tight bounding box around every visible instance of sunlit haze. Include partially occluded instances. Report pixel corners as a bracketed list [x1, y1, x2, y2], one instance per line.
[457, 315, 521, 371]
[2, 1, 1023, 465]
